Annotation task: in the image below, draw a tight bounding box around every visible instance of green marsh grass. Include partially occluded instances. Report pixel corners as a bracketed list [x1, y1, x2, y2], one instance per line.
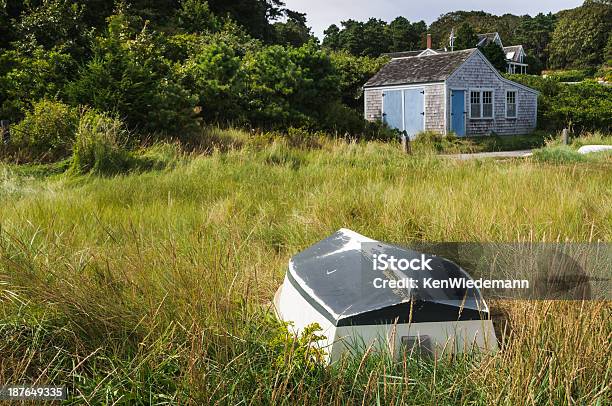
[0, 137, 610, 404]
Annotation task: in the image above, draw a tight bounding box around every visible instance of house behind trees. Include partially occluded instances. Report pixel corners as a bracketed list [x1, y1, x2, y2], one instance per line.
[476, 32, 528, 74]
[363, 43, 538, 138]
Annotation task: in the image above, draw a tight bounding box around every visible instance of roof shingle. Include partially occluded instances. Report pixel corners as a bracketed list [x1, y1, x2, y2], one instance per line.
[363, 49, 476, 88]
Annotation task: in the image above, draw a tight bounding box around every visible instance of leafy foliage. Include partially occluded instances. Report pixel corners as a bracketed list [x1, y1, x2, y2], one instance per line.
[548, 2, 612, 68]
[67, 13, 196, 136]
[177, 0, 221, 34]
[183, 39, 245, 124]
[514, 13, 556, 73]
[506, 74, 612, 132]
[479, 43, 507, 71]
[322, 17, 427, 57]
[454, 22, 478, 51]
[241, 41, 340, 128]
[10, 99, 78, 162]
[271, 10, 313, 47]
[429, 11, 522, 49]
[0, 47, 75, 119]
[206, 0, 286, 41]
[12, 0, 91, 59]
[328, 52, 387, 109]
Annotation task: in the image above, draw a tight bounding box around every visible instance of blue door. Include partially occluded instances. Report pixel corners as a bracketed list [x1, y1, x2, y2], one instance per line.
[382, 90, 403, 131]
[403, 88, 424, 139]
[451, 90, 465, 136]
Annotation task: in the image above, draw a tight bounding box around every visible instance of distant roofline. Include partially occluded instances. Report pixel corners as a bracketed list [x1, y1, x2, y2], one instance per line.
[381, 47, 475, 60]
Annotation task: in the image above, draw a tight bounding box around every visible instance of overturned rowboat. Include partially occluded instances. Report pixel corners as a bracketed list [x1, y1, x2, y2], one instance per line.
[274, 229, 498, 363]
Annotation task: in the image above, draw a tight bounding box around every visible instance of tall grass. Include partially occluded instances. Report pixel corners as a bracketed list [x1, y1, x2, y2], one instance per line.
[0, 137, 610, 404]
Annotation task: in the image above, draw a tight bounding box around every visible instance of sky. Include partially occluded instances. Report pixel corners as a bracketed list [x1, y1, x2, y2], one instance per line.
[282, 0, 583, 39]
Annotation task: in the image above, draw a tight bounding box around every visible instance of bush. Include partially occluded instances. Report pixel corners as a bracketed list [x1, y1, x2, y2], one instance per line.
[505, 74, 611, 133]
[543, 69, 594, 82]
[69, 109, 133, 175]
[548, 81, 612, 133]
[10, 99, 78, 162]
[362, 120, 401, 142]
[67, 14, 197, 137]
[241, 41, 340, 129]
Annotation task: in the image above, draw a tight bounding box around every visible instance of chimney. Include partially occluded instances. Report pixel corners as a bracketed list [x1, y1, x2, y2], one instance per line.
[426, 33, 432, 49]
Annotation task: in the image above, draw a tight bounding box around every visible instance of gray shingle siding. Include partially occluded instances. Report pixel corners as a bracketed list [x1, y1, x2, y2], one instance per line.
[364, 88, 383, 121]
[425, 83, 445, 133]
[364, 50, 537, 137]
[446, 52, 537, 136]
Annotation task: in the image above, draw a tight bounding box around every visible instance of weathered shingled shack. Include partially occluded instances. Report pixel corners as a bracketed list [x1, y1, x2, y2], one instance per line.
[363, 48, 538, 138]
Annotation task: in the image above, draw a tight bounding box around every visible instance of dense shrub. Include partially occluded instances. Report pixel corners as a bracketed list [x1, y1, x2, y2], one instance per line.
[548, 2, 611, 69]
[328, 52, 387, 110]
[69, 109, 133, 175]
[67, 13, 197, 137]
[0, 47, 75, 120]
[548, 81, 612, 133]
[241, 41, 340, 128]
[543, 69, 595, 82]
[10, 99, 78, 162]
[183, 40, 245, 124]
[505, 74, 612, 132]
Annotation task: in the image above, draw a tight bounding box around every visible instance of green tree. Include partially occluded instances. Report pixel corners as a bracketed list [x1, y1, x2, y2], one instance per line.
[479, 42, 506, 71]
[183, 39, 245, 123]
[322, 19, 392, 57]
[322, 24, 342, 50]
[429, 11, 522, 49]
[241, 41, 339, 127]
[548, 2, 612, 68]
[67, 13, 196, 136]
[387, 17, 427, 52]
[207, 0, 285, 41]
[0, 47, 75, 119]
[514, 13, 556, 71]
[272, 10, 313, 47]
[177, 0, 221, 34]
[329, 52, 387, 109]
[13, 0, 91, 59]
[388, 17, 411, 51]
[454, 22, 478, 50]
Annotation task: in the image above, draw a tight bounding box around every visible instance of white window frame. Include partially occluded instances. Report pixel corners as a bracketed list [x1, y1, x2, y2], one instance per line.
[505, 90, 518, 119]
[469, 89, 495, 120]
